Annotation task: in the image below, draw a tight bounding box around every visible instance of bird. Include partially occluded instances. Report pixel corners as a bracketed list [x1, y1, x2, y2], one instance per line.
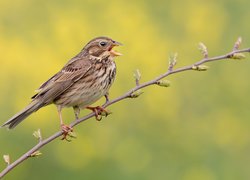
[1, 36, 122, 139]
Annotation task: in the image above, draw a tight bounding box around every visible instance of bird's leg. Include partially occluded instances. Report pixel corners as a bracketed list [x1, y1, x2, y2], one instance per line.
[57, 106, 73, 141]
[86, 106, 109, 121]
[73, 106, 80, 120]
[104, 92, 110, 103]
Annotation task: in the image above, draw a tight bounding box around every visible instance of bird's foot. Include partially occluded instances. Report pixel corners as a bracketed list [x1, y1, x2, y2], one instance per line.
[61, 124, 75, 141]
[86, 106, 111, 121]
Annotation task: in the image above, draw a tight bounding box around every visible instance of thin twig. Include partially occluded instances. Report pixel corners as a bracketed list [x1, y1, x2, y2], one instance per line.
[0, 47, 250, 179]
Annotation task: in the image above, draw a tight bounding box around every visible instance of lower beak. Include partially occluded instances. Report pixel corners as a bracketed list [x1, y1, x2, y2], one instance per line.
[110, 40, 123, 56]
[110, 49, 122, 56]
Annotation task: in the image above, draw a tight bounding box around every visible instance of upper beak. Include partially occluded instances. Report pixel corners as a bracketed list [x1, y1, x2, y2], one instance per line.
[110, 40, 123, 56]
[112, 40, 123, 46]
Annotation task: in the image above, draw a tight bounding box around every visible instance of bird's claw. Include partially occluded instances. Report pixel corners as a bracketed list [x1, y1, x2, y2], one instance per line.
[61, 124, 74, 141]
[87, 106, 111, 121]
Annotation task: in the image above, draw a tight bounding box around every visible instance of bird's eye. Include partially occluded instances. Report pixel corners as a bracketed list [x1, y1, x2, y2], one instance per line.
[99, 41, 107, 47]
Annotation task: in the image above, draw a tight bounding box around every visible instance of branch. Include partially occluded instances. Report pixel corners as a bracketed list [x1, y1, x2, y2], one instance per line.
[1, 39, 250, 178]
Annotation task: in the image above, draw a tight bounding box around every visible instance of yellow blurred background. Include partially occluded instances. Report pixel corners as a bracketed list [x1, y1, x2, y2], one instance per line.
[1, 0, 250, 179]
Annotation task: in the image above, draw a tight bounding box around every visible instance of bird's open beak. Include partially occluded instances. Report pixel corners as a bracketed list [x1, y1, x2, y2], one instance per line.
[110, 41, 123, 56]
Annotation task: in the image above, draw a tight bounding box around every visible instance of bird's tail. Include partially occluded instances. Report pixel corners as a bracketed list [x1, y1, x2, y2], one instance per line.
[1, 100, 44, 129]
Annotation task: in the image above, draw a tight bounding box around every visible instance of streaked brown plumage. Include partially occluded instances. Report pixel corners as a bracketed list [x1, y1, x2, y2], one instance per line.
[1, 36, 122, 136]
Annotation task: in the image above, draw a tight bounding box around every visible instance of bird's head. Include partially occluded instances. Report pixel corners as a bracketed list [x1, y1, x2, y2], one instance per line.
[83, 36, 122, 58]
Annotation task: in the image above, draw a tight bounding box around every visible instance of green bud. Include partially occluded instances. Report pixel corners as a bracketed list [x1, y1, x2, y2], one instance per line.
[3, 154, 10, 165]
[30, 151, 42, 157]
[230, 53, 246, 60]
[156, 80, 171, 87]
[198, 42, 208, 58]
[233, 37, 242, 50]
[192, 65, 209, 71]
[169, 53, 178, 67]
[130, 90, 143, 98]
[33, 129, 42, 140]
[133, 69, 141, 81]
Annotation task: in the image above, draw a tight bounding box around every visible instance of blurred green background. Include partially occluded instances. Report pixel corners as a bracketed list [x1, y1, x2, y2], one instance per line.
[1, 0, 250, 179]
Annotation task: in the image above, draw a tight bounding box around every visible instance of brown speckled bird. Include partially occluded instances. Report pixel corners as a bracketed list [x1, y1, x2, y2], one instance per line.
[1, 36, 122, 138]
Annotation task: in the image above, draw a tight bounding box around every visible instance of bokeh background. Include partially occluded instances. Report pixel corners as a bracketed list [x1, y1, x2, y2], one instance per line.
[0, 0, 250, 179]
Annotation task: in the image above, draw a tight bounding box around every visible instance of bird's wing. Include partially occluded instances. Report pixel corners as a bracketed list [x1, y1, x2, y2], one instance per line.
[32, 57, 92, 104]
[37, 56, 82, 90]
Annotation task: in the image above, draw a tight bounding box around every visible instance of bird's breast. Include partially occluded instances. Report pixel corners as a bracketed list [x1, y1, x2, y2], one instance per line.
[54, 61, 116, 108]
